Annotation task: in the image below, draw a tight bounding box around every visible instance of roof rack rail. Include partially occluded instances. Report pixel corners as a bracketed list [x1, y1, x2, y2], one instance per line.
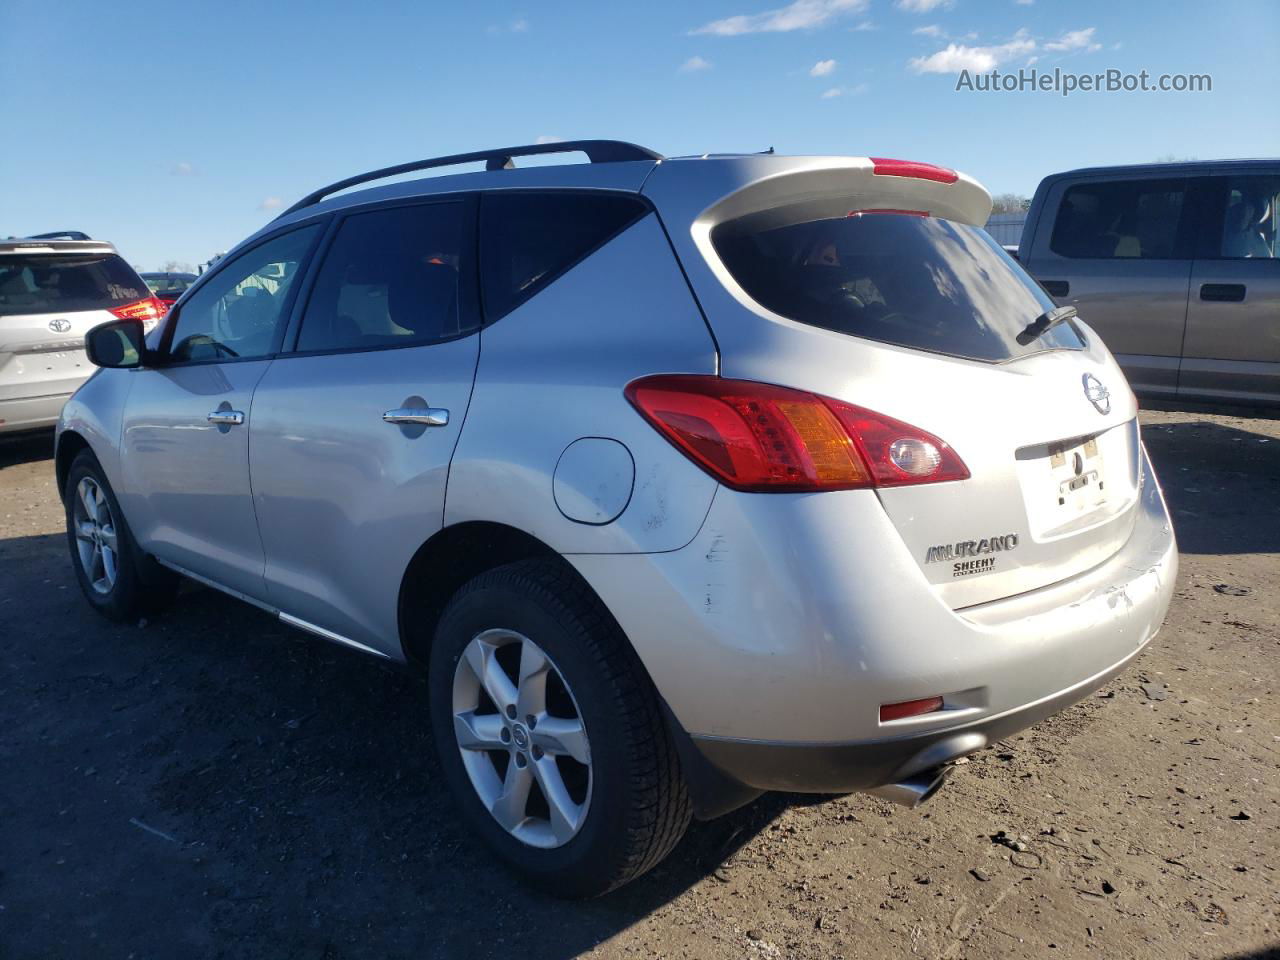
[26, 231, 92, 241]
[277, 139, 663, 219]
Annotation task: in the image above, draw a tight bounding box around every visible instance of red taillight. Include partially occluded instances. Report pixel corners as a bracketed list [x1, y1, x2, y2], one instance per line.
[110, 296, 167, 323]
[880, 696, 945, 723]
[869, 157, 958, 184]
[624, 375, 968, 493]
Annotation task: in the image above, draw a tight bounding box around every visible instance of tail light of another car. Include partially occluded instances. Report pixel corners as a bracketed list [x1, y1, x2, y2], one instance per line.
[110, 295, 167, 330]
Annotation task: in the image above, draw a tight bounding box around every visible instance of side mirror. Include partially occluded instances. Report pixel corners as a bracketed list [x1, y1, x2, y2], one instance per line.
[85, 318, 147, 369]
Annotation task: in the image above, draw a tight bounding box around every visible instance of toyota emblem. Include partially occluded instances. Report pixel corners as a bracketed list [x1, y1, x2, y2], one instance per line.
[48, 318, 72, 333]
[1082, 373, 1111, 415]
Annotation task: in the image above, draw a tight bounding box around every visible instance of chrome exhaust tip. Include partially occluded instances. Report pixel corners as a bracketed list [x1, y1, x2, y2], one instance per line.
[864, 765, 952, 809]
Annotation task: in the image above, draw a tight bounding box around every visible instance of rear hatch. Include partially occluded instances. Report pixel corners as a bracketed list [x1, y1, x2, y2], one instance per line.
[648, 156, 1142, 608]
[0, 248, 157, 401]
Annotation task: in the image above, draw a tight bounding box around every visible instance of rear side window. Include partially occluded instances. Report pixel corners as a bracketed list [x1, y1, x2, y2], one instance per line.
[1050, 179, 1187, 259]
[712, 209, 1084, 363]
[480, 192, 647, 321]
[1209, 175, 1280, 259]
[0, 254, 148, 317]
[296, 201, 471, 353]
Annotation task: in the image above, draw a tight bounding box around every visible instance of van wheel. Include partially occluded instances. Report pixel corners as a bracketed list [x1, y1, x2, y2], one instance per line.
[428, 558, 691, 897]
[64, 450, 177, 622]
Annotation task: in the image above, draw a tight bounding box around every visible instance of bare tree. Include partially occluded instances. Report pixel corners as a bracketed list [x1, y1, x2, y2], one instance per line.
[159, 259, 195, 273]
[990, 193, 1031, 215]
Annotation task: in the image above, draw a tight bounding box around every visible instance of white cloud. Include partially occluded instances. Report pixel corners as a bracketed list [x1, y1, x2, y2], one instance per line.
[679, 55, 713, 72]
[820, 83, 868, 98]
[912, 24, 943, 36]
[1044, 27, 1101, 52]
[852, 19, 876, 30]
[259, 196, 283, 211]
[810, 58, 837, 76]
[487, 17, 529, 34]
[895, 0, 952, 12]
[171, 162, 195, 176]
[534, 135, 563, 144]
[1015, 0, 1034, 5]
[691, 0, 868, 36]
[908, 30, 1036, 73]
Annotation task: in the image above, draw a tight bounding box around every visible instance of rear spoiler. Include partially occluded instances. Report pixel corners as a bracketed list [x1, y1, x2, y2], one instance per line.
[687, 156, 994, 232]
[0, 239, 116, 255]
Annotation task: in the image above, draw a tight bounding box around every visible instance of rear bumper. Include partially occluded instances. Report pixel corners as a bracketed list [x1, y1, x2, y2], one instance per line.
[0, 393, 70, 434]
[571, 445, 1176, 794]
[691, 637, 1148, 793]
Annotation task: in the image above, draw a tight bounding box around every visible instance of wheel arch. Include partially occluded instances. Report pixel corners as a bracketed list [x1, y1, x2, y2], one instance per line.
[54, 430, 93, 499]
[398, 521, 573, 667]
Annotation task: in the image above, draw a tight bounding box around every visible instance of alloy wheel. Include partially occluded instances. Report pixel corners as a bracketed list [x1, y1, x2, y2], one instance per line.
[451, 629, 592, 848]
[72, 477, 118, 595]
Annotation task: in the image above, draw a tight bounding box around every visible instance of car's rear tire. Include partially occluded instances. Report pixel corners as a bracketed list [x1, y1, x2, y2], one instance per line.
[427, 558, 691, 897]
[64, 450, 178, 622]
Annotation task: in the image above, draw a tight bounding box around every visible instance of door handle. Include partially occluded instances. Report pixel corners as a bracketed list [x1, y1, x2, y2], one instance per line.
[1200, 283, 1246, 302]
[1041, 280, 1070, 298]
[383, 407, 449, 426]
[207, 410, 245, 425]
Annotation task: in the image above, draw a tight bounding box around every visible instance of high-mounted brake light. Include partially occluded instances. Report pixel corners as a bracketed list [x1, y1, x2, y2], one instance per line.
[625, 375, 969, 493]
[869, 157, 958, 185]
[847, 208, 929, 218]
[110, 295, 167, 325]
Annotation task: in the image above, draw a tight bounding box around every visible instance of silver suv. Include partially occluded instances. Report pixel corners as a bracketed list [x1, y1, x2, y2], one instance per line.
[57, 141, 1177, 896]
[1, 233, 163, 434]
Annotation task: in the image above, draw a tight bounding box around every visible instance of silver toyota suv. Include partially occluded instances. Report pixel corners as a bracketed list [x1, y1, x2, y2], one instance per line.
[1, 233, 164, 434]
[57, 141, 1177, 896]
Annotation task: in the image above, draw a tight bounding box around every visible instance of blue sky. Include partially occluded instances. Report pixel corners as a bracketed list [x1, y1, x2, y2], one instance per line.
[2, 0, 1275, 270]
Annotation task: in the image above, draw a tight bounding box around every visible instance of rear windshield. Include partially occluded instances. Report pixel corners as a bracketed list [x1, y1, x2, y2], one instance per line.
[142, 273, 197, 293]
[711, 209, 1085, 362]
[0, 254, 148, 317]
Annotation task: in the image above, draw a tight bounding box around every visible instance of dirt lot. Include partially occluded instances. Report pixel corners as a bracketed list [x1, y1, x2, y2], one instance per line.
[1, 409, 1277, 960]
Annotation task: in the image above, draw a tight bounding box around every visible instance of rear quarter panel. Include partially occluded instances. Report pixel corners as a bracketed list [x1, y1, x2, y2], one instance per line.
[445, 212, 720, 552]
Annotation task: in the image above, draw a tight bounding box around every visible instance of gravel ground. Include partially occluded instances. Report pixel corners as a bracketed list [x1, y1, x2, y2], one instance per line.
[1, 409, 1277, 960]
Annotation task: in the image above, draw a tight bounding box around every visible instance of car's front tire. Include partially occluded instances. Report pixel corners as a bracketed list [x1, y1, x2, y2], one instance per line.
[428, 558, 691, 897]
[64, 450, 177, 621]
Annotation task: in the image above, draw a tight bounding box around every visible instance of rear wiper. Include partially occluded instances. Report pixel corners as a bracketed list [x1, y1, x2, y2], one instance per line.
[1016, 305, 1077, 346]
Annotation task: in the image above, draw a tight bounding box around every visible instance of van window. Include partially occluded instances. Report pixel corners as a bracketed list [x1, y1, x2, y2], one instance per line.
[0, 254, 148, 317]
[167, 226, 318, 362]
[1050, 179, 1187, 259]
[296, 202, 470, 353]
[712, 208, 1084, 363]
[1212, 176, 1279, 259]
[480, 193, 647, 321]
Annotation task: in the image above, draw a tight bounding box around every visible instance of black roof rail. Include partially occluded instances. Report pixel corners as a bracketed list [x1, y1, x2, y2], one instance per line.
[26, 231, 92, 241]
[277, 139, 663, 219]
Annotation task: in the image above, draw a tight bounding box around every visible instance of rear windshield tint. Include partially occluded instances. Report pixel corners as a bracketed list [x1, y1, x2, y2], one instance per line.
[711, 209, 1085, 362]
[0, 254, 148, 317]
